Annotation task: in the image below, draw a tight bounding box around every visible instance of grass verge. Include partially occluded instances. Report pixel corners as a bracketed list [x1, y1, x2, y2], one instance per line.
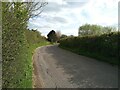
[20, 41, 50, 88]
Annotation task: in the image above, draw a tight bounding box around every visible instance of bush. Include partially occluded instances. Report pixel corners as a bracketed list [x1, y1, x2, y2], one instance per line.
[2, 2, 48, 88]
[59, 32, 119, 65]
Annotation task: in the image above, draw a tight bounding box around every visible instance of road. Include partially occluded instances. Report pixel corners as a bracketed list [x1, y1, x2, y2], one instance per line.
[33, 45, 118, 88]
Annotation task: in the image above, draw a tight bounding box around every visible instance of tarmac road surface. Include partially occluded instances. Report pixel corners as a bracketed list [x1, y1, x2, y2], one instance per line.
[33, 45, 118, 88]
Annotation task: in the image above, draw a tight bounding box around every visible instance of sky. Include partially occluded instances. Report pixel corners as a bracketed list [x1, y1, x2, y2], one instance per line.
[28, 0, 119, 37]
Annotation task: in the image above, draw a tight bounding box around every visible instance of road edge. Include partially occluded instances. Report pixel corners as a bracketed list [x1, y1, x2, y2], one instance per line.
[32, 45, 53, 88]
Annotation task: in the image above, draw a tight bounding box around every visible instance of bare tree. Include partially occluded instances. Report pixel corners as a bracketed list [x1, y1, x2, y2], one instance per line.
[25, 0, 48, 19]
[3, 0, 48, 21]
[56, 30, 61, 41]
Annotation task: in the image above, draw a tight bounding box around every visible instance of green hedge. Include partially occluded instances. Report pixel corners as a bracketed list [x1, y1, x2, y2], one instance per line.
[59, 32, 119, 65]
[2, 2, 49, 88]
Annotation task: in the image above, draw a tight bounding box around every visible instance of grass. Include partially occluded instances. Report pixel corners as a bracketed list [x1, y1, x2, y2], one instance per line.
[19, 41, 50, 88]
[59, 45, 118, 65]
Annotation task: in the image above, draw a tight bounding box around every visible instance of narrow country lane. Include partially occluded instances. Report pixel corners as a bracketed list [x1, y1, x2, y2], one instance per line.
[33, 45, 118, 88]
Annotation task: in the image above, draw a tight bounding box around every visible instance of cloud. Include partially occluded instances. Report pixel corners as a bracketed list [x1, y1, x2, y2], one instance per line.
[37, 25, 51, 28]
[41, 15, 68, 23]
[43, 2, 62, 12]
[63, 2, 87, 8]
[28, 0, 119, 36]
[52, 16, 68, 23]
[42, 1, 87, 13]
[81, 0, 118, 26]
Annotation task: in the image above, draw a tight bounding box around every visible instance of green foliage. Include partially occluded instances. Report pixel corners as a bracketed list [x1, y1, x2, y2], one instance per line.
[2, 2, 49, 88]
[60, 34, 67, 39]
[78, 24, 116, 36]
[59, 32, 119, 65]
[25, 29, 47, 45]
[2, 2, 29, 88]
[47, 30, 58, 42]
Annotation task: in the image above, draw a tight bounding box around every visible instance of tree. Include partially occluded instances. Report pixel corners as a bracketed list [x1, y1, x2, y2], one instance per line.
[78, 24, 91, 36]
[78, 24, 114, 37]
[47, 30, 57, 42]
[2, 1, 48, 88]
[101, 26, 116, 34]
[78, 24, 102, 36]
[60, 34, 67, 39]
[69, 35, 74, 37]
[24, 1, 48, 19]
[56, 30, 61, 41]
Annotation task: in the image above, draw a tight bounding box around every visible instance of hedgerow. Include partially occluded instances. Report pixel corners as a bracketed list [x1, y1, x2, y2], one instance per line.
[2, 2, 48, 88]
[59, 32, 119, 65]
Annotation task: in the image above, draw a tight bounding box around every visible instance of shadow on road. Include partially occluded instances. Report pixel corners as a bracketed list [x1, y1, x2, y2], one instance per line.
[44, 45, 118, 88]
